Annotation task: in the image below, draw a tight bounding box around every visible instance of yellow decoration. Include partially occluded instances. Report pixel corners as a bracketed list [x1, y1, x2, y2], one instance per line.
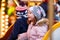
[7, 6, 15, 16]
[42, 22, 60, 40]
[29, 2, 35, 6]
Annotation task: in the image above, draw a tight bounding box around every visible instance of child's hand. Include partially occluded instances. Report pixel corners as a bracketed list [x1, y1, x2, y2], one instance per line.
[30, 22, 34, 25]
[45, 19, 49, 25]
[28, 22, 33, 29]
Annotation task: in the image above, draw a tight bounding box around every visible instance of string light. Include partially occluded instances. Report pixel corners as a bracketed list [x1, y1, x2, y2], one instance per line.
[2, 0, 6, 2]
[5, 26, 8, 29]
[1, 28, 5, 31]
[1, 32, 5, 35]
[1, 12, 5, 14]
[5, 22, 8, 25]
[2, 24, 5, 26]
[1, 0, 7, 38]
[2, 20, 5, 23]
[5, 19, 8, 21]
[2, 16, 5, 18]
[1, 3, 6, 6]
[5, 15, 9, 18]
[1, 7, 5, 11]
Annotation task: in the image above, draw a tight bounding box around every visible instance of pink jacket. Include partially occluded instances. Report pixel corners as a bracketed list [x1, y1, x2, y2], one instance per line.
[27, 24, 48, 40]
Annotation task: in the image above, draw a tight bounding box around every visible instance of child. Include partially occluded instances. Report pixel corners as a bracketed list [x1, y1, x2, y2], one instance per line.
[27, 6, 48, 40]
[17, 6, 48, 40]
[8, 1, 28, 40]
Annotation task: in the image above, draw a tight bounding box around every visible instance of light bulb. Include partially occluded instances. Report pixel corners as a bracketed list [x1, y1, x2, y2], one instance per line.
[2, 24, 5, 26]
[1, 28, 5, 31]
[1, 7, 5, 11]
[5, 22, 8, 25]
[1, 3, 5, 6]
[1, 12, 5, 14]
[2, 0, 6, 2]
[5, 26, 8, 29]
[2, 20, 4, 23]
[5, 15, 9, 18]
[1, 32, 5, 35]
[5, 19, 8, 21]
[2, 16, 5, 18]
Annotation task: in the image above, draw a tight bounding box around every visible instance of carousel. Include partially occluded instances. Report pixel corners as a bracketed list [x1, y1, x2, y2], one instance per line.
[0, 0, 60, 40]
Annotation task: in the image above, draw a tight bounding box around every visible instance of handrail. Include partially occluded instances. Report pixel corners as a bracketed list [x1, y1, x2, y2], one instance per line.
[42, 22, 60, 40]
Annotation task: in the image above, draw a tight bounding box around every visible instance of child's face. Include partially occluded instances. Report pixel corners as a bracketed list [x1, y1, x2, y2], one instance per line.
[27, 10, 35, 21]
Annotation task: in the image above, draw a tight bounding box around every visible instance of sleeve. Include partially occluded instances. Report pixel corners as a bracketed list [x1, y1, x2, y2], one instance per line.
[7, 20, 21, 40]
[28, 27, 39, 39]
[8, 19, 28, 40]
[37, 25, 48, 37]
[17, 32, 28, 40]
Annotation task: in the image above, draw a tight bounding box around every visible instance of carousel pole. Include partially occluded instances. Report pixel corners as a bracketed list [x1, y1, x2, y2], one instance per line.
[48, 0, 54, 40]
[14, 0, 19, 6]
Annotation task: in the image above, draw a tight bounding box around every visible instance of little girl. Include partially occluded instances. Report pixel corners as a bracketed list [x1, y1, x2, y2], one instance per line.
[17, 6, 48, 40]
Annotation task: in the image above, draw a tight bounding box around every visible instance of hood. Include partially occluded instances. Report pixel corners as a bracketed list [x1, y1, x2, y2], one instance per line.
[36, 18, 48, 25]
[16, 6, 27, 11]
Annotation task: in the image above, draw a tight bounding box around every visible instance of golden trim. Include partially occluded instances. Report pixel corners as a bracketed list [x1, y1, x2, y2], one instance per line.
[42, 22, 60, 40]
